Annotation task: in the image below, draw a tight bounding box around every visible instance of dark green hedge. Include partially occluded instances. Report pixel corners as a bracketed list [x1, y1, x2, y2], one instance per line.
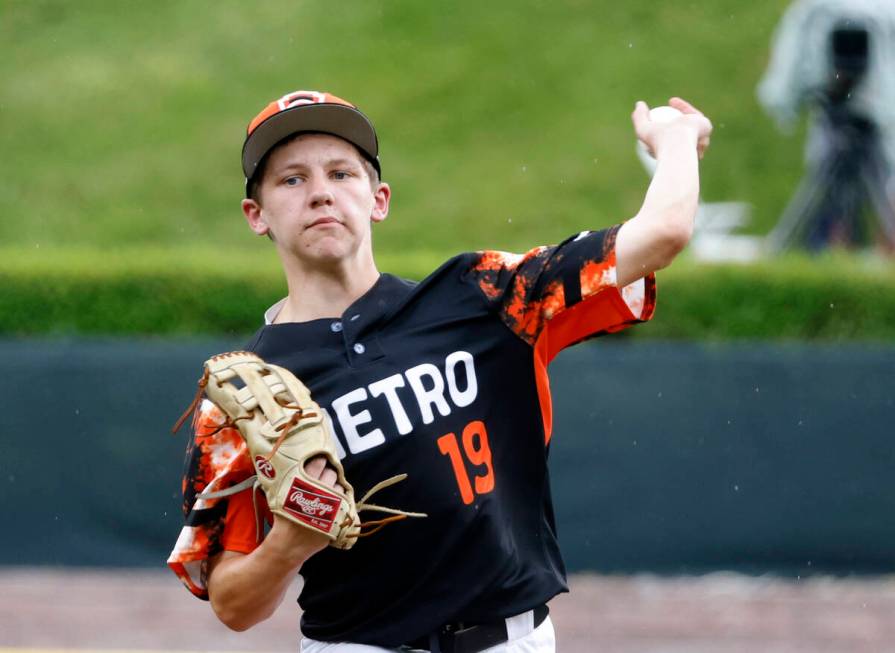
[649, 262, 895, 341]
[3, 248, 894, 341]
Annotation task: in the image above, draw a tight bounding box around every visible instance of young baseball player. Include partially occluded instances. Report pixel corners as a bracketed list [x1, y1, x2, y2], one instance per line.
[168, 89, 712, 652]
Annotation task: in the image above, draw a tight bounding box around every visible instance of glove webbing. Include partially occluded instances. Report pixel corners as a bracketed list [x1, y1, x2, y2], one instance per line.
[171, 367, 316, 464]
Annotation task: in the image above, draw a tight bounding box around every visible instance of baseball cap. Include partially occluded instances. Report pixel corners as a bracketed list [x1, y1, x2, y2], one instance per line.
[242, 89, 381, 189]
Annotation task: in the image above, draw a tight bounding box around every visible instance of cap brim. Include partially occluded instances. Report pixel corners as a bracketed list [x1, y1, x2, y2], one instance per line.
[242, 103, 379, 179]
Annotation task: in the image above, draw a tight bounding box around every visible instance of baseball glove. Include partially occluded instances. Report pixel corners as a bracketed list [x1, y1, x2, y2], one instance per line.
[172, 351, 425, 550]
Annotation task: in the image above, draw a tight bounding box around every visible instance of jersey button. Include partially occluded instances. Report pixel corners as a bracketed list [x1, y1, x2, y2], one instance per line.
[330, 321, 343, 333]
[353, 343, 366, 354]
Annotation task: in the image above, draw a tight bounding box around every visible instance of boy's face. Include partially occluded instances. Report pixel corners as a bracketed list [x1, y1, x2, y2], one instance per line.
[242, 133, 390, 268]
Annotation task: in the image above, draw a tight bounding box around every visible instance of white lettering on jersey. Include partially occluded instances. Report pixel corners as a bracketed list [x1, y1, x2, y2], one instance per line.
[323, 350, 481, 458]
[331, 387, 386, 454]
[405, 363, 453, 425]
[369, 374, 413, 435]
[445, 351, 477, 407]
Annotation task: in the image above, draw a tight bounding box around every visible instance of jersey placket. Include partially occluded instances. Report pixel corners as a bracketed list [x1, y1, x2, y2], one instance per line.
[335, 311, 384, 368]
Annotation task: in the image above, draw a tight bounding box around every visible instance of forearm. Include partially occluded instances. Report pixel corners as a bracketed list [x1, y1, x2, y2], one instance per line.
[636, 129, 701, 252]
[207, 524, 322, 631]
[616, 128, 702, 287]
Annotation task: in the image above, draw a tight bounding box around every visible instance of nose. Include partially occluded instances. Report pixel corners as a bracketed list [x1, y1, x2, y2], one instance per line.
[308, 176, 335, 209]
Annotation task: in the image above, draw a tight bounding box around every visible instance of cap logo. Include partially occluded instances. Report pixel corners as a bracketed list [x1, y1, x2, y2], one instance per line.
[244, 88, 377, 183]
[277, 90, 328, 111]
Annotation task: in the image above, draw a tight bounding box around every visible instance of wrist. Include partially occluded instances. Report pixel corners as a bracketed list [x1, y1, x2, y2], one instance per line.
[653, 126, 700, 159]
[261, 518, 328, 570]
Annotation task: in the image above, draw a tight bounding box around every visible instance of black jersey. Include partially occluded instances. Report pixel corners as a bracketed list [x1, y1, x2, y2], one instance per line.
[168, 225, 655, 646]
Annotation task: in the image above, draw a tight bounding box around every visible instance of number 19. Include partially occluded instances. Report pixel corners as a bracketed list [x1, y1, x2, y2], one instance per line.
[437, 420, 495, 505]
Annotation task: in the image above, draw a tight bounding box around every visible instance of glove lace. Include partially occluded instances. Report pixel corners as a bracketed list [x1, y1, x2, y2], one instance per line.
[171, 374, 319, 446]
[266, 396, 318, 461]
[348, 474, 428, 538]
[171, 368, 210, 434]
[197, 472, 426, 541]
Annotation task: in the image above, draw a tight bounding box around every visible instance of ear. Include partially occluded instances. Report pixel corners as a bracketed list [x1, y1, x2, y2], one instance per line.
[371, 182, 391, 224]
[241, 198, 270, 236]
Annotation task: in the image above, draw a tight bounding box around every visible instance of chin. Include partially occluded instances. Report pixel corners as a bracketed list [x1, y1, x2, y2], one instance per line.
[316, 241, 353, 258]
[302, 244, 355, 266]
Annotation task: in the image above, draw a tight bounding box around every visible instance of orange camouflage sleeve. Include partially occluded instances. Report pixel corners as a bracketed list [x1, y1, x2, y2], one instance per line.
[167, 400, 271, 599]
[469, 225, 657, 364]
[468, 226, 657, 445]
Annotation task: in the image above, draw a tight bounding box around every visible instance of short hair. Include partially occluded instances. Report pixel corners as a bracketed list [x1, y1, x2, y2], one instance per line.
[246, 132, 381, 204]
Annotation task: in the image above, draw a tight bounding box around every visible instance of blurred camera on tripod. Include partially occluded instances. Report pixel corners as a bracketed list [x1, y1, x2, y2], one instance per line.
[826, 24, 870, 104]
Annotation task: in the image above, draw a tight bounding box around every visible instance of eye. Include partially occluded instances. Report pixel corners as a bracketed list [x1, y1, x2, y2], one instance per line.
[332, 170, 350, 180]
[284, 176, 301, 186]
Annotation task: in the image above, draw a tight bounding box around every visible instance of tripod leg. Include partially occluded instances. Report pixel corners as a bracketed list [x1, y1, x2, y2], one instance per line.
[766, 157, 841, 253]
[829, 162, 866, 247]
[860, 154, 895, 248]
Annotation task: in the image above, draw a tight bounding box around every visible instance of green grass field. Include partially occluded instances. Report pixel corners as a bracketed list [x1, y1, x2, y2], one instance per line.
[3, 0, 797, 254]
[5, 0, 892, 340]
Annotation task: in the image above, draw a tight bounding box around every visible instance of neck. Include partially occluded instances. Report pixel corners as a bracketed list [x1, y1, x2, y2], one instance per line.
[274, 252, 381, 323]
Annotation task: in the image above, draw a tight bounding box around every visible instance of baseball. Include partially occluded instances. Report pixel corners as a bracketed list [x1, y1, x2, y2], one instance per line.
[647, 105, 684, 123]
[636, 105, 684, 168]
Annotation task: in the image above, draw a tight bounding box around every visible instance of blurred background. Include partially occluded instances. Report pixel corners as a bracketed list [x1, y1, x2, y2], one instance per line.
[2, 1, 894, 651]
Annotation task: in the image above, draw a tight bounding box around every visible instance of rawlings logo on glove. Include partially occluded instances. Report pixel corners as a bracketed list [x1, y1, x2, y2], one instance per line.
[172, 351, 425, 549]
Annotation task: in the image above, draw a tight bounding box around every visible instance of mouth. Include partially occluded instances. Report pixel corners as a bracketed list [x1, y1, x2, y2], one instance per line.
[306, 217, 342, 230]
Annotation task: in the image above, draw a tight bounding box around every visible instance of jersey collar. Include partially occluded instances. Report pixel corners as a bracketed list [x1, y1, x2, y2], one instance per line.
[262, 273, 417, 327]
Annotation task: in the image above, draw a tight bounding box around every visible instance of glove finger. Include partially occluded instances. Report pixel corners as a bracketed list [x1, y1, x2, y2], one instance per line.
[304, 455, 327, 479]
[320, 467, 338, 489]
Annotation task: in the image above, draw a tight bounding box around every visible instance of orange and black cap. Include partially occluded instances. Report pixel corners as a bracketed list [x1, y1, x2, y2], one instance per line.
[242, 90, 381, 194]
